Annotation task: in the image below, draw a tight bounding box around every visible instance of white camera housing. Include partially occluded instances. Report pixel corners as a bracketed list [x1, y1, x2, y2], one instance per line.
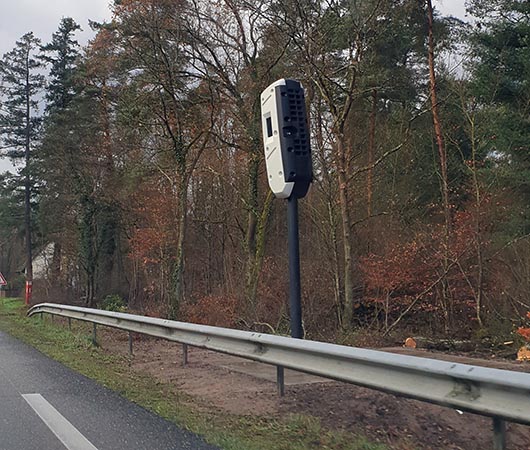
[260, 79, 312, 199]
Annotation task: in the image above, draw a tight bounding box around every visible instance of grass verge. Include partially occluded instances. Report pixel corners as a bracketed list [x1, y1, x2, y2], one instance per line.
[0, 298, 387, 450]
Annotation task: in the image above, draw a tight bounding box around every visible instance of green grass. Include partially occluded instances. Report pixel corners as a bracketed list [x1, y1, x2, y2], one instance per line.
[0, 298, 388, 450]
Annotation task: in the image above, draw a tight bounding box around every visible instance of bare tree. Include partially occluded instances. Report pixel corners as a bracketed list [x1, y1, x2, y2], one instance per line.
[260, 0, 423, 327]
[181, 0, 286, 314]
[113, 0, 213, 316]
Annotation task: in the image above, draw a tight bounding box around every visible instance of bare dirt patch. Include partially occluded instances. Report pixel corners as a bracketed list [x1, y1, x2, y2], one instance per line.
[88, 325, 530, 449]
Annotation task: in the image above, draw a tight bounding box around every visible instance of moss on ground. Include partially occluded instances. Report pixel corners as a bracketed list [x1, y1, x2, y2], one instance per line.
[0, 298, 387, 450]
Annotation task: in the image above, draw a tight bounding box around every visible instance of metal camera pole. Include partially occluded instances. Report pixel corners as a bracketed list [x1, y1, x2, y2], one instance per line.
[260, 78, 312, 340]
[287, 196, 303, 338]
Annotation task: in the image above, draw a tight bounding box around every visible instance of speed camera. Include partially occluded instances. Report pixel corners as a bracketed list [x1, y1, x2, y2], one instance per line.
[260, 79, 312, 199]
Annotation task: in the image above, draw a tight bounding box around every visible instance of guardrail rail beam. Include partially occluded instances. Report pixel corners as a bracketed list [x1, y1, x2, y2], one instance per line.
[28, 303, 530, 448]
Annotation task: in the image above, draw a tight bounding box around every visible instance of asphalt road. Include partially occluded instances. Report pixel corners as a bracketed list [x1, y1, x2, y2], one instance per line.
[0, 330, 219, 450]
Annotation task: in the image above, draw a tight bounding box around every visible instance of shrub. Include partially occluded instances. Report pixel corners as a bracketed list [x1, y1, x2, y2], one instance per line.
[516, 312, 530, 342]
[181, 295, 237, 328]
[100, 294, 127, 312]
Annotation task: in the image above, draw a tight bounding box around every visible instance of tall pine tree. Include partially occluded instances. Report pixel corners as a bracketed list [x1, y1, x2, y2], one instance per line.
[41, 18, 81, 112]
[467, 0, 530, 235]
[39, 18, 81, 285]
[0, 32, 44, 303]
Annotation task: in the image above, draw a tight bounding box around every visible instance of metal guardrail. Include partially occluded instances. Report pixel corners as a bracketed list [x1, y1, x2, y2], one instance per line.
[28, 303, 530, 450]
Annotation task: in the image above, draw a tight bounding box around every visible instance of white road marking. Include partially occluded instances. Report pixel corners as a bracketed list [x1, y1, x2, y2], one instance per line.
[22, 393, 98, 450]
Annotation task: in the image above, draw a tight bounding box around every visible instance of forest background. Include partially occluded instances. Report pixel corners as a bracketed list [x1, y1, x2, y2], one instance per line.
[0, 0, 529, 344]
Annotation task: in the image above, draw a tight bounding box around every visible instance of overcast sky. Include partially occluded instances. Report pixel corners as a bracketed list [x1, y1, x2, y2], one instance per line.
[0, 0, 468, 173]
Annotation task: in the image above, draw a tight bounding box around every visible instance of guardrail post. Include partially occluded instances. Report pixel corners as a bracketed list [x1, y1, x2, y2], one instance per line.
[128, 331, 133, 356]
[40, 312, 43, 322]
[493, 417, 506, 450]
[92, 323, 97, 346]
[277, 366, 285, 397]
[68, 317, 72, 331]
[50, 314, 54, 324]
[182, 343, 188, 366]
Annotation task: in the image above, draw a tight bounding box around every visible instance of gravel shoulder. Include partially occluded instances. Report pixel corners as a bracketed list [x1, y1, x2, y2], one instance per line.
[94, 326, 530, 450]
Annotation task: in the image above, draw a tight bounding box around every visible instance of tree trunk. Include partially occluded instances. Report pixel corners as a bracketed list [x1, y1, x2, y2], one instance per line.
[24, 52, 33, 300]
[467, 110, 484, 327]
[404, 336, 476, 352]
[51, 243, 62, 284]
[80, 192, 97, 308]
[169, 177, 188, 319]
[426, 0, 450, 230]
[426, 0, 451, 332]
[86, 270, 96, 308]
[245, 191, 274, 316]
[328, 200, 343, 327]
[367, 89, 377, 217]
[244, 152, 260, 314]
[314, 94, 343, 327]
[337, 138, 355, 327]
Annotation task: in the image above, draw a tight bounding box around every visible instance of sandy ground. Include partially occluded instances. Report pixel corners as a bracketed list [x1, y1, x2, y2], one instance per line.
[73, 323, 530, 450]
